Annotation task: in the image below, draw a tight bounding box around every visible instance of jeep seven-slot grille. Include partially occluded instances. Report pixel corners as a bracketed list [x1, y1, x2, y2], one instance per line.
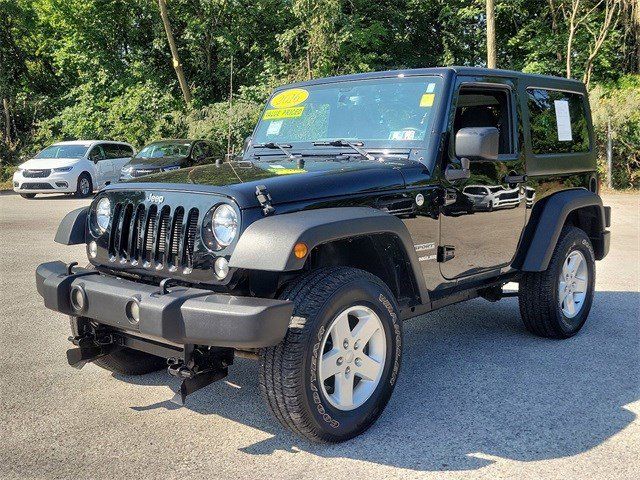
[108, 202, 199, 271]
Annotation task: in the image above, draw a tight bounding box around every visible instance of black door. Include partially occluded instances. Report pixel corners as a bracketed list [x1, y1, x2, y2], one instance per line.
[439, 77, 527, 279]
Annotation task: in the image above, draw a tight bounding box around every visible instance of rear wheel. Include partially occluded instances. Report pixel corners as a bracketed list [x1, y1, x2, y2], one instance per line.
[75, 173, 92, 198]
[259, 267, 403, 443]
[20, 193, 36, 199]
[519, 226, 596, 338]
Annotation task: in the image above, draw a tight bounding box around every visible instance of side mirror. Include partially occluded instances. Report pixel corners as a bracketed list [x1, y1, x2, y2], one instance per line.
[242, 136, 252, 154]
[455, 127, 499, 161]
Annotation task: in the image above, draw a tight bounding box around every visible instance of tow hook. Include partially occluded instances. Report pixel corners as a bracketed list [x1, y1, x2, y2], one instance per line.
[167, 349, 232, 406]
[66, 331, 122, 369]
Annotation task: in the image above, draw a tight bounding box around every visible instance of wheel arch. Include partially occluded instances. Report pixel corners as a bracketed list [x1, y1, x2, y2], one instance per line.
[78, 170, 93, 185]
[229, 207, 429, 306]
[307, 233, 422, 308]
[513, 188, 609, 272]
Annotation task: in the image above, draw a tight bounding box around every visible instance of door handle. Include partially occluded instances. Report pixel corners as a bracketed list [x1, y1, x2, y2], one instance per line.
[504, 174, 527, 184]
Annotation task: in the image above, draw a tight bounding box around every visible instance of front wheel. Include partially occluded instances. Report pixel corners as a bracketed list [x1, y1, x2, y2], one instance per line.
[260, 267, 403, 443]
[519, 226, 596, 338]
[75, 173, 93, 198]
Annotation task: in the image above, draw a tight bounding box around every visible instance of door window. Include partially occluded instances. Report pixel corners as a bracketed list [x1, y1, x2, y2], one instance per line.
[88, 145, 105, 161]
[453, 87, 515, 155]
[192, 142, 214, 163]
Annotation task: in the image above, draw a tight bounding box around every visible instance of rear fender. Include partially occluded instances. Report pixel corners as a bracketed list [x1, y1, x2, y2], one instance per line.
[514, 189, 608, 271]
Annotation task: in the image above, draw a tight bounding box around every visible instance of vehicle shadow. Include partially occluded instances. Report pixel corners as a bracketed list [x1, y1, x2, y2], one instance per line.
[121, 290, 639, 472]
[29, 194, 95, 201]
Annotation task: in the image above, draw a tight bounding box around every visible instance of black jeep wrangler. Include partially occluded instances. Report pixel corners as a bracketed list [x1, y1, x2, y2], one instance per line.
[37, 67, 610, 443]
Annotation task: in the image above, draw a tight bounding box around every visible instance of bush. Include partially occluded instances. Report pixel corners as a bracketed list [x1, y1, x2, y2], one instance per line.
[0, 164, 17, 190]
[33, 77, 181, 151]
[590, 75, 640, 190]
[182, 101, 262, 157]
[28, 74, 261, 158]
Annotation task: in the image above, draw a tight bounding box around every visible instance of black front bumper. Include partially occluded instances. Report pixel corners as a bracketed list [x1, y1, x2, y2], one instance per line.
[36, 261, 293, 349]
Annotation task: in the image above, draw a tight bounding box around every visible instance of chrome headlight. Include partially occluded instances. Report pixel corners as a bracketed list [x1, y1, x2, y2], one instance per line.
[94, 197, 111, 234]
[212, 204, 238, 247]
[52, 166, 73, 173]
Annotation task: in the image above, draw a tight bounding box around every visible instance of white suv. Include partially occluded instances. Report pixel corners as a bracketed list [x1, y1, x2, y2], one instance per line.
[13, 140, 135, 199]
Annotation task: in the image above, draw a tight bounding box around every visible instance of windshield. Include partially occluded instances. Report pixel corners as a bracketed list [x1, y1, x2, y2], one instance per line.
[136, 142, 192, 159]
[34, 145, 88, 159]
[464, 187, 487, 195]
[253, 76, 443, 148]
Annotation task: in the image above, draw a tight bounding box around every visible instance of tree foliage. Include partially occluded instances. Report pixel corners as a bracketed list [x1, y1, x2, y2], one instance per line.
[0, 0, 637, 186]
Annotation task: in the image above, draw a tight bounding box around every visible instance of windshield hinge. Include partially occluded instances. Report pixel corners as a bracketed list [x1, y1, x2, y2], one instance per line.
[255, 185, 275, 216]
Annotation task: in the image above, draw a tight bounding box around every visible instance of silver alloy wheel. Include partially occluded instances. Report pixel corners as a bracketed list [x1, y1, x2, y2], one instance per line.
[79, 177, 91, 195]
[558, 250, 588, 318]
[318, 305, 386, 411]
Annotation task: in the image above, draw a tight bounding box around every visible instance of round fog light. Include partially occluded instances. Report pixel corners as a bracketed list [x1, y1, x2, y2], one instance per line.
[70, 286, 86, 312]
[214, 257, 229, 279]
[126, 299, 140, 325]
[88, 241, 97, 258]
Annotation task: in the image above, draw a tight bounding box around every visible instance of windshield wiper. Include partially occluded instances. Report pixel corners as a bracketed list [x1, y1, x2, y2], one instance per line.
[312, 139, 377, 162]
[253, 142, 300, 161]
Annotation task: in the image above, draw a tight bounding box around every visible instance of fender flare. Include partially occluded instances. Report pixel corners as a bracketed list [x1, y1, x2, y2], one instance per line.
[515, 189, 607, 272]
[229, 207, 429, 301]
[54, 207, 88, 245]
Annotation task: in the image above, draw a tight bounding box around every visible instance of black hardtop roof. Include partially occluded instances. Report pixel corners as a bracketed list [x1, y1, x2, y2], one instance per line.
[276, 66, 586, 91]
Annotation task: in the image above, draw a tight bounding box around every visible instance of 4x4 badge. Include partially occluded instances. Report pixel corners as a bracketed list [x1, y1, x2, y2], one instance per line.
[147, 193, 164, 204]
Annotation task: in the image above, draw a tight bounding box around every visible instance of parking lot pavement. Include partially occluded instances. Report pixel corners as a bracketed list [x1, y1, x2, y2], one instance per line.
[0, 191, 638, 480]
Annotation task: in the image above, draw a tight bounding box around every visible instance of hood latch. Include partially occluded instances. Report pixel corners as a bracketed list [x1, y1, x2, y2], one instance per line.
[255, 185, 275, 216]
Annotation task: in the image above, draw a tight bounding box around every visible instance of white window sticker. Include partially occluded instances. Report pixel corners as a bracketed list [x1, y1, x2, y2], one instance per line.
[554, 100, 572, 141]
[426, 82, 436, 93]
[266, 120, 283, 136]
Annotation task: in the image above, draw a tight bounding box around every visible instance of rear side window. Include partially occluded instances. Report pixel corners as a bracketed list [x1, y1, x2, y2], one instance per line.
[527, 89, 590, 154]
[102, 144, 120, 159]
[102, 144, 133, 158]
[118, 144, 134, 157]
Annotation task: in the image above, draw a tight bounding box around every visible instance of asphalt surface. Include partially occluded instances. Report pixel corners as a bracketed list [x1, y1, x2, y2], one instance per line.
[1, 191, 638, 480]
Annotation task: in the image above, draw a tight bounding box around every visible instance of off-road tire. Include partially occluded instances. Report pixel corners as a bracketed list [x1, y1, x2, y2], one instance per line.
[519, 226, 596, 339]
[94, 348, 166, 375]
[75, 173, 93, 198]
[20, 193, 36, 199]
[259, 267, 403, 443]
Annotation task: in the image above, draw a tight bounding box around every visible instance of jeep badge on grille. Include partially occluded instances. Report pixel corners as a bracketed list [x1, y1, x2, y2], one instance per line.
[147, 193, 164, 204]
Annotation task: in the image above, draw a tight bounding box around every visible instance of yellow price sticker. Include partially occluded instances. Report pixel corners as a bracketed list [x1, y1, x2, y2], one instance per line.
[268, 167, 306, 175]
[270, 88, 309, 108]
[420, 93, 435, 107]
[263, 106, 305, 120]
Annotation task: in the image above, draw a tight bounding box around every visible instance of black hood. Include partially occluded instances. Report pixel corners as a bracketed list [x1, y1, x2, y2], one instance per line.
[112, 157, 413, 209]
[127, 155, 189, 170]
